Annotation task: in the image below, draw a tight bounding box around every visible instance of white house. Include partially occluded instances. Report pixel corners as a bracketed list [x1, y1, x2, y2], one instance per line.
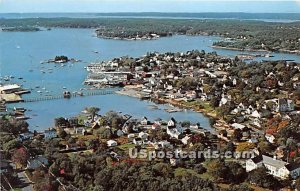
[231, 123, 246, 130]
[44, 129, 57, 140]
[107, 140, 117, 147]
[140, 117, 149, 125]
[265, 134, 276, 144]
[167, 118, 176, 127]
[167, 126, 183, 139]
[251, 110, 261, 118]
[181, 135, 191, 145]
[246, 155, 300, 179]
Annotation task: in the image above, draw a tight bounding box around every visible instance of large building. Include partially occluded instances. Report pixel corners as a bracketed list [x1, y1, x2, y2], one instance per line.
[246, 155, 300, 179]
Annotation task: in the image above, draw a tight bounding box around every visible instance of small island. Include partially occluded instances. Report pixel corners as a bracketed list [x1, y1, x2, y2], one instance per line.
[41, 55, 81, 64]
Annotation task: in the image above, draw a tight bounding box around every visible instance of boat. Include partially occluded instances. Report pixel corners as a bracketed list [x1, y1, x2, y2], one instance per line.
[14, 107, 27, 112]
[37, 90, 42, 93]
[62, 87, 67, 89]
[16, 116, 30, 120]
[63, 91, 71, 98]
[3, 76, 10, 81]
[93, 51, 99, 54]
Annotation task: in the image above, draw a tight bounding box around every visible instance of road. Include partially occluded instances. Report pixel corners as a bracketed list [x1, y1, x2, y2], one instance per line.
[10, 162, 34, 191]
[17, 170, 34, 191]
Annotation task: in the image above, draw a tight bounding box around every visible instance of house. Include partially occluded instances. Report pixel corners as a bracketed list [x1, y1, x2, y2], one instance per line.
[231, 123, 246, 130]
[107, 140, 117, 147]
[18, 132, 34, 142]
[0, 160, 12, 174]
[167, 126, 183, 139]
[68, 117, 79, 127]
[26, 155, 49, 170]
[277, 98, 295, 112]
[251, 110, 261, 118]
[168, 118, 177, 127]
[138, 132, 148, 140]
[181, 135, 191, 145]
[44, 129, 57, 140]
[154, 140, 172, 150]
[246, 155, 300, 179]
[116, 129, 124, 137]
[248, 138, 258, 144]
[74, 127, 86, 135]
[133, 138, 143, 146]
[265, 134, 276, 144]
[140, 117, 149, 125]
[151, 123, 161, 130]
[170, 158, 181, 167]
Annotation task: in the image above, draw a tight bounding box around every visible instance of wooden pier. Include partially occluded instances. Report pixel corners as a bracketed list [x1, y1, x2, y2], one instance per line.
[23, 90, 115, 103]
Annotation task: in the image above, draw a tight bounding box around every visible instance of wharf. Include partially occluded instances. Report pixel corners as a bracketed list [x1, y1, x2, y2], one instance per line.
[0, 93, 23, 103]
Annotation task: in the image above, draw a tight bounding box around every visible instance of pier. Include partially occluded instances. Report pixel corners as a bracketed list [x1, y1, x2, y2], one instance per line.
[23, 90, 115, 103]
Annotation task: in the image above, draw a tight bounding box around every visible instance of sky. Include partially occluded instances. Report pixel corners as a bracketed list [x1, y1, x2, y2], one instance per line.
[0, 0, 300, 13]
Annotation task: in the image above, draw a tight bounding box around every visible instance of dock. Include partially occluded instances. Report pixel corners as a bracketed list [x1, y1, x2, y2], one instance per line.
[0, 93, 23, 103]
[23, 90, 115, 103]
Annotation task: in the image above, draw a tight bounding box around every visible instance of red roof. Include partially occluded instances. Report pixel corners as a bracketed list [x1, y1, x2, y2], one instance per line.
[60, 169, 65, 175]
[266, 128, 277, 135]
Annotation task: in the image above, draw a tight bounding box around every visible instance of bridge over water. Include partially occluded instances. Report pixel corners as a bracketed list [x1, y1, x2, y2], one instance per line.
[23, 90, 115, 103]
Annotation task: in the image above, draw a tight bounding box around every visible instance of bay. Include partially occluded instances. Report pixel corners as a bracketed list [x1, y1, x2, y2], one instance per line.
[1, 28, 299, 131]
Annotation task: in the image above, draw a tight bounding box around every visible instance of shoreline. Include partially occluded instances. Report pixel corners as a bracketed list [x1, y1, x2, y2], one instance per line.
[212, 45, 300, 55]
[116, 87, 224, 132]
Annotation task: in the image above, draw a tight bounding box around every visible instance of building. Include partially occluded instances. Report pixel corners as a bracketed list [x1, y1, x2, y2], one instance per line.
[26, 155, 49, 170]
[0, 84, 22, 94]
[133, 138, 143, 146]
[107, 140, 117, 147]
[18, 132, 34, 142]
[44, 129, 57, 140]
[246, 155, 300, 179]
[0, 160, 12, 174]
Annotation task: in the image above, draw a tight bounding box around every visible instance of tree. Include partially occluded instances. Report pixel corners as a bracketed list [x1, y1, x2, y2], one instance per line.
[206, 159, 228, 181]
[12, 147, 29, 168]
[3, 139, 20, 153]
[54, 117, 68, 127]
[57, 127, 67, 139]
[295, 178, 300, 190]
[226, 161, 247, 183]
[193, 164, 206, 174]
[258, 141, 273, 154]
[247, 167, 280, 189]
[232, 129, 243, 142]
[228, 183, 254, 191]
[85, 107, 100, 122]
